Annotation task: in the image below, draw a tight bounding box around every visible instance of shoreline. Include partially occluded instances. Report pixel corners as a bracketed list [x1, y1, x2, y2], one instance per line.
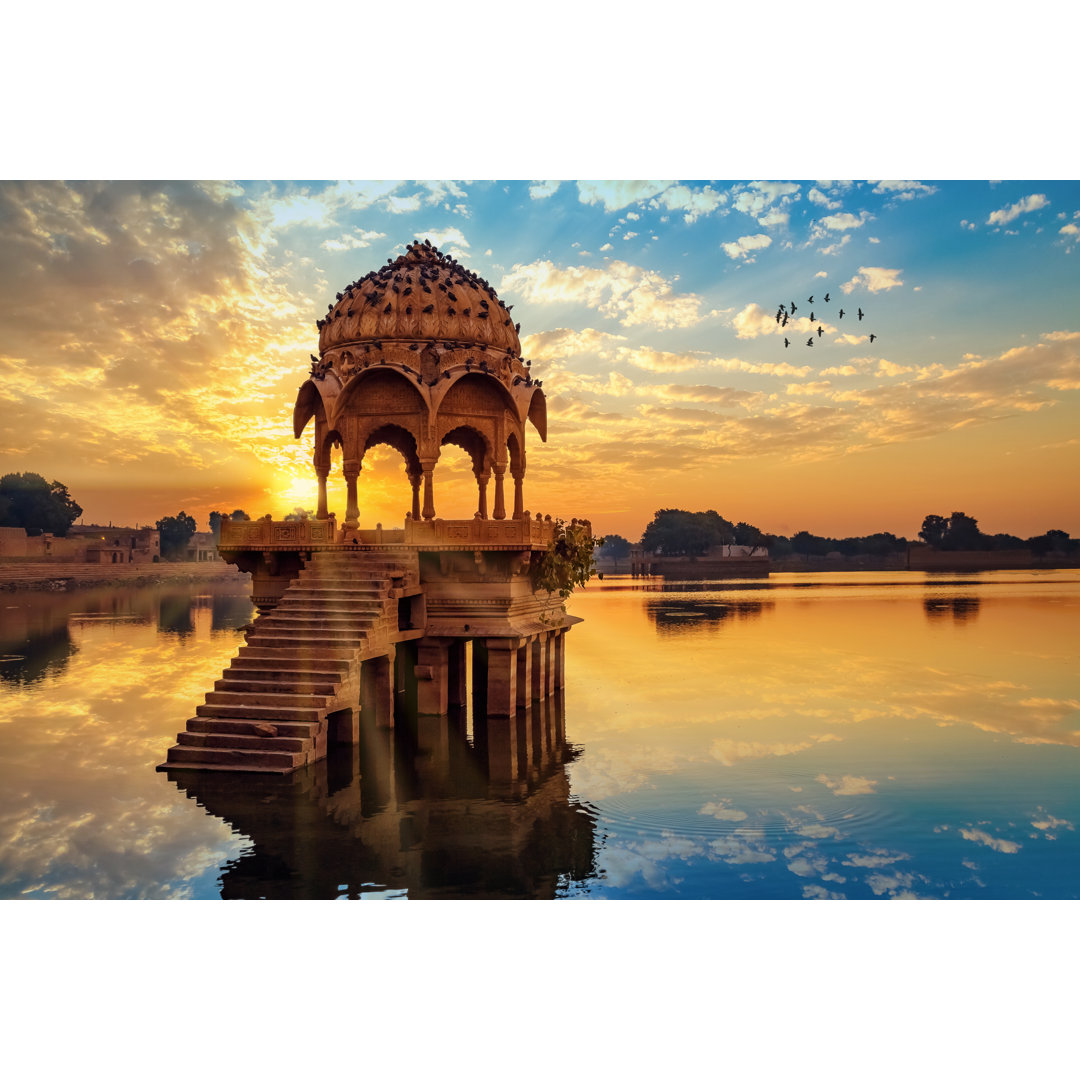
[0, 560, 250, 592]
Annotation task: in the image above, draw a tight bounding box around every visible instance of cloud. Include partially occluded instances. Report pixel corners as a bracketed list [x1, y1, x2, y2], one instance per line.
[386, 193, 422, 213]
[721, 233, 772, 260]
[709, 356, 814, 377]
[841, 266, 904, 293]
[576, 181, 674, 212]
[817, 774, 877, 796]
[808, 187, 841, 210]
[499, 259, 706, 328]
[520, 327, 627, 362]
[987, 193, 1049, 226]
[877, 360, 914, 377]
[615, 346, 702, 372]
[731, 181, 801, 225]
[959, 828, 1021, 854]
[816, 211, 873, 232]
[649, 184, 727, 223]
[320, 228, 386, 252]
[529, 180, 560, 200]
[729, 304, 833, 344]
[417, 226, 470, 249]
[872, 180, 938, 201]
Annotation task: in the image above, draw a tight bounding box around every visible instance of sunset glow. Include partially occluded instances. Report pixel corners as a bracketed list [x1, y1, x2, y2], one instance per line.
[1, 179, 1077, 540]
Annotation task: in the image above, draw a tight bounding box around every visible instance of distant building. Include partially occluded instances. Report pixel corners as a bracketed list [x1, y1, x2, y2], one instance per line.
[186, 532, 220, 562]
[70, 525, 161, 564]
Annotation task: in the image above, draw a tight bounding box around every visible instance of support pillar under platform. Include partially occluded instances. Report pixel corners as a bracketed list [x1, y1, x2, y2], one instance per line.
[484, 637, 518, 718]
[361, 649, 395, 729]
[415, 639, 451, 716]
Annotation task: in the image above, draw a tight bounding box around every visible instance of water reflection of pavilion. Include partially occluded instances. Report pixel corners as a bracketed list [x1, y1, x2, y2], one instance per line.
[167, 694, 598, 899]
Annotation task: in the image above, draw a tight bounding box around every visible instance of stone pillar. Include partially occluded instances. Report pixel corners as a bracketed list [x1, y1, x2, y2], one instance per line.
[512, 469, 524, 520]
[361, 651, 395, 729]
[415, 639, 450, 716]
[531, 635, 547, 701]
[492, 463, 506, 520]
[343, 460, 361, 524]
[328, 707, 359, 745]
[407, 471, 421, 521]
[516, 638, 533, 708]
[315, 466, 330, 520]
[485, 637, 517, 717]
[554, 630, 566, 689]
[447, 640, 469, 708]
[421, 464, 436, 520]
[476, 472, 490, 520]
[545, 631, 556, 697]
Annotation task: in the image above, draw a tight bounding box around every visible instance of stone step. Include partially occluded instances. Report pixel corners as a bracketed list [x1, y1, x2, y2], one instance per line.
[226, 660, 348, 678]
[177, 730, 314, 753]
[165, 744, 309, 770]
[248, 622, 371, 636]
[246, 633, 368, 649]
[236, 643, 354, 660]
[218, 674, 339, 694]
[289, 585, 385, 594]
[186, 716, 322, 738]
[264, 611, 379, 624]
[204, 690, 332, 709]
[196, 702, 324, 723]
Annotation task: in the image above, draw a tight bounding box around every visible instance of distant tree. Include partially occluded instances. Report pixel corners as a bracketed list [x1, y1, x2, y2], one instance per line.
[733, 522, 766, 554]
[791, 530, 832, 557]
[641, 509, 734, 556]
[155, 511, 198, 560]
[229, 509, 251, 521]
[1027, 529, 1074, 555]
[597, 534, 630, 558]
[0, 473, 82, 537]
[284, 507, 315, 521]
[919, 514, 949, 548]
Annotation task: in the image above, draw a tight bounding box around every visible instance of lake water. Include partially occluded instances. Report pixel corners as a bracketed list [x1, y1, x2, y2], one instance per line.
[1, 571, 1077, 899]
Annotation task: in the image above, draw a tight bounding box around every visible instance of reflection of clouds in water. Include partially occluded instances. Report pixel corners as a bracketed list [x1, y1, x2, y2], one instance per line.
[600, 831, 705, 891]
[1031, 809, 1074, 838]
[710, 836, 775, 864]
[699, 798, 747, 822]
[959, 828, 1022, 854]
[803, 884, 847, 899]
[817, 773, 878, 796]
[710, 733, 841, 766]
[842, 850, 910, 869]
[0, 602, 249, 898]
[569, 745, 687, 802]
[866, 871, 924, 898]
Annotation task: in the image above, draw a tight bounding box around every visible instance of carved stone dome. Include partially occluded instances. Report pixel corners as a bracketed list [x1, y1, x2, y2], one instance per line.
[317, 240, 522, 357]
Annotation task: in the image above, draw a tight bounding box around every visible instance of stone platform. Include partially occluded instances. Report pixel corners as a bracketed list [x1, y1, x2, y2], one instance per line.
[158, 517, 581, 775]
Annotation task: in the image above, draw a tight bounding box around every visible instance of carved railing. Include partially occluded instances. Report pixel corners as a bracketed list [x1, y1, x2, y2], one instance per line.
[217, 513, 582, 550]
[403, 514, 560, 548]
[218, 516, 340, 549]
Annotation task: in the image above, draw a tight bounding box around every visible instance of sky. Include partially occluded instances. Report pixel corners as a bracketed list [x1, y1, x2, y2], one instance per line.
[1, 178, 1077, 541]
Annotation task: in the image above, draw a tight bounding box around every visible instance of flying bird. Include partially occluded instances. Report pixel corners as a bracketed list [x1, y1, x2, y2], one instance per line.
[824, 292, 830, 302]
[838, 309, 845, 319]
[858, 308, 865, 321]
[782, 313, 789, 327]
[869, 333, 877, 343]
[817, 325, 824, 337]
[790, 301, 797, 314]
[809, 311, 816, 323]
[784, 338, 790, 348]
[806, 337, 814, 347]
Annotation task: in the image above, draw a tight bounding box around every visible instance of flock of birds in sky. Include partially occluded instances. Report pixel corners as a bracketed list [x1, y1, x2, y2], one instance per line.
[775, 291, 876, 348]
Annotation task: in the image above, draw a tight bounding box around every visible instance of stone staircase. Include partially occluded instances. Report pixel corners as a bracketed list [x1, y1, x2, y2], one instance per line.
[159, 550, 420, 774]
